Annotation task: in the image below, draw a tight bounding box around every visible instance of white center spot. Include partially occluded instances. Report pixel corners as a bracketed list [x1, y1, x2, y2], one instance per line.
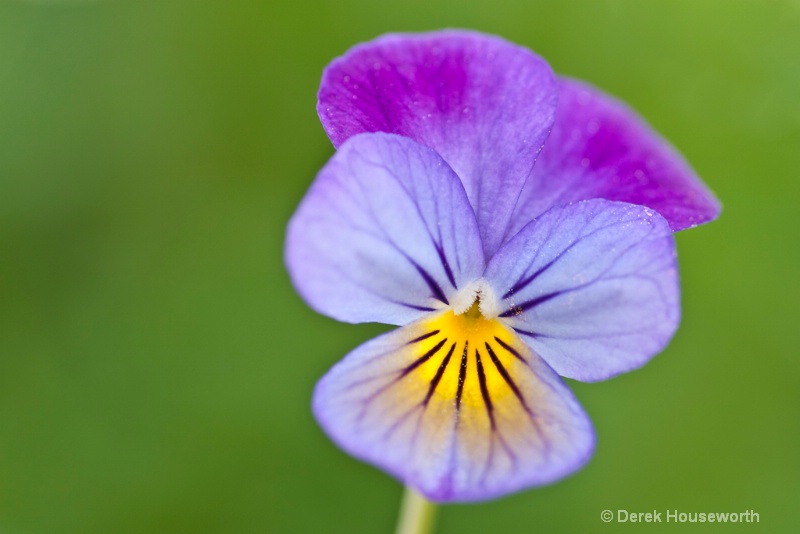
[450, 279, 501, 319]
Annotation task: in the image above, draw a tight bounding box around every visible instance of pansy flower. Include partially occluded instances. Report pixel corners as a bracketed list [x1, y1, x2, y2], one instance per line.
[286, 30, 719, 502]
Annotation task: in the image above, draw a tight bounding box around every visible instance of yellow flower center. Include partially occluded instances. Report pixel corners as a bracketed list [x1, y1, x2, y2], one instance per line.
[411, 300, 522, 409]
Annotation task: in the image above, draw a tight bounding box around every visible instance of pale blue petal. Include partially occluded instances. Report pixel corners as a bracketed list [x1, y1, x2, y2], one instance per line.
[485, 199, 679, 382]
[313, 314, 595, 502]
[285, 132, 484, 325]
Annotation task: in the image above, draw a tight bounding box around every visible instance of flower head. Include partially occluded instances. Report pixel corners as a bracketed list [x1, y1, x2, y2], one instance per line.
[285, 30, 719, 502]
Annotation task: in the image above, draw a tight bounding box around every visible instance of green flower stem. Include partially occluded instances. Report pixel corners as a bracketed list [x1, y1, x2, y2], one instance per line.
[395, 486, 438, 534]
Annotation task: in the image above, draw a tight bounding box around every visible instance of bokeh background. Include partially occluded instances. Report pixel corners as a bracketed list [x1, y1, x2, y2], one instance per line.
[1, 0, 798, 532]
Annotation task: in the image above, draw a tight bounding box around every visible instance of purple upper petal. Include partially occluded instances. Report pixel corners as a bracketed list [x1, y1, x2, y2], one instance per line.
[317, 30, 558, 258]
[285, 132, 484, 326]
[505, 78, 721, 241]
[485, 199, 680, 382]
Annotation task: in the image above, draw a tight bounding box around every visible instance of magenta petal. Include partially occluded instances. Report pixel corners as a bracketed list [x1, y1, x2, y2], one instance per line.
[505, 78, 721, 240]
[318, 30, 558, 258]
[486, 200, 680, 382]
[285, 133, 484, 326]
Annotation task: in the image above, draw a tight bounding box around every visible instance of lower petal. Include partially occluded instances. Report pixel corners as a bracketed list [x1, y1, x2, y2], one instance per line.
[312, 310, 595, 502]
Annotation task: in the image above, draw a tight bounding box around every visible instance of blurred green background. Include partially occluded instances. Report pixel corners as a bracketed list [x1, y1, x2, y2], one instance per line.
[1, 0, 798, 532]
